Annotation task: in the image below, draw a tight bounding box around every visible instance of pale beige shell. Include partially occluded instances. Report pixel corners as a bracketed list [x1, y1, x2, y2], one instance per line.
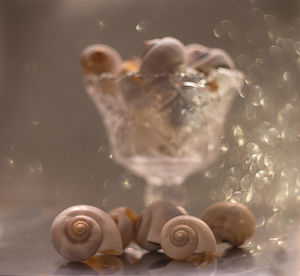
[186, 43, 234, 72]
[50, 205, 123, 262]
[140, 37, 187, 75]
[160, 215, 217, 260]
[109, 207, 137, 249]
[80, 44, 122, 75]
[135, 200, 187, 251]
[201, 201, 255, 247]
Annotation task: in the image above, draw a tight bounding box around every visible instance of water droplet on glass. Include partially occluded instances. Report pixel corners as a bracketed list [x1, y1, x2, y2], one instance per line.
[240, 174, 253, 191]
[230, 191, 243, 203]
[233, 125, 244, 137]
[213, 26, 225, 39]
[136, 20, 150, 33]
[219, 142, 229, 155]
[264, 154, 275, 172]
[255, 214, 266, 228]
[246, 142, 260, 157]
[248, 85, 264, 106]
[245, 187, 254, 202]
[245, 102, 257, 120]
[263, 128, 280, 146]
[282, 71, 290, 82]
[224, 176, 239, 191]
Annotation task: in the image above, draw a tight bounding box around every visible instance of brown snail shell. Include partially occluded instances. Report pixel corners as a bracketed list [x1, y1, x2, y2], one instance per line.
[140, 37, 187, 75]
[160, 215, 217, 260]
[201, 201, 255, 247]
[135, 200, 187, 251]
[109, 207, 138, 249]
[186, 44, 234, 72]
[80, 44, 122, 75]
[50, 205, 123, 262]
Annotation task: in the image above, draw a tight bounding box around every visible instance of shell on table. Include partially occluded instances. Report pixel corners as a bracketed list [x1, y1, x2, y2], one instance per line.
[201, 201, 255, 247]
[50, 205, 123, 262]
[160, 215, 217, 260]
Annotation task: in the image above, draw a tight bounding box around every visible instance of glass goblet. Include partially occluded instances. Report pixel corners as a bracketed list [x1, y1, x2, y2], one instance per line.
[84, 68, 243, 205]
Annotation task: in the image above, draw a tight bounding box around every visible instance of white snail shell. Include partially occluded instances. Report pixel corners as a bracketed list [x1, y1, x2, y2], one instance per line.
[135, 200, 187, 251]
[201, 201, 255, 247]
[109, 207, 137, 249]
[50, 205, 123, 262]
[186, 44, 234, 72]
[160, 215, 217, 260]
[80, 44, 122, 75]
[140, 37, 187, 75]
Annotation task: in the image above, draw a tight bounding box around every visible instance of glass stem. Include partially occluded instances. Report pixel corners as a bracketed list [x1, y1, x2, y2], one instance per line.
[144, 177, 187, 207]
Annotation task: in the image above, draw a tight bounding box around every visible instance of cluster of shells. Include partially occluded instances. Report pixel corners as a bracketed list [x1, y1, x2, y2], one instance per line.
[50, 200, 255, 262]
[80, 36, 235, 84]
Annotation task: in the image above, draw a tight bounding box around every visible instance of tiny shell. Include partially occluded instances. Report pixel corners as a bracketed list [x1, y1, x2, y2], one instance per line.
[81, 44, 122, 75]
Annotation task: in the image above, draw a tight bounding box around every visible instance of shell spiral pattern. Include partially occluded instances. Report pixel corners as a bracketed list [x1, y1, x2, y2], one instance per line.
[160, 215, 217, 260]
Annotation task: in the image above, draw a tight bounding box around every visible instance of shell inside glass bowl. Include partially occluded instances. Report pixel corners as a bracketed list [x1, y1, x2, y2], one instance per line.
[85, 68, 244, 185]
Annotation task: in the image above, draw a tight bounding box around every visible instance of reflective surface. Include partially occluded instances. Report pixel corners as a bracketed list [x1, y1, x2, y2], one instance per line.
[1, 0, 300, 275]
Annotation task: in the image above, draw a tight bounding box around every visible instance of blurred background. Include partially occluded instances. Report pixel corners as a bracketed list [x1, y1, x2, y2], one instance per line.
[0, 0, 300, 274]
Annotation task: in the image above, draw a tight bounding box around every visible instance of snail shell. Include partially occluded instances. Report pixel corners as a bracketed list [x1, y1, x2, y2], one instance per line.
[50, 205, 123, 262]
[109, 207, 138, 249]
[201, 201, 255, 247]
[135, 200, 187, 251]
[186, 44, 234, 72]
[80, 44, 122, 75]
[140, 37, 187, 75]
[160, 215, 217, 260]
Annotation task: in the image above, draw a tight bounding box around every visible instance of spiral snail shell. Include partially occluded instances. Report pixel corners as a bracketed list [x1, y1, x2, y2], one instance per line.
[109, 207, 138, 249]
[201, 201, 255, 247]
[135, 200, 187, 251]
[160, 215, 217, 260]
[50, 205, 123, 262]
[186, 44, 235, 72]
[140, 37, 187, 76]
[80, 44, 122, 75]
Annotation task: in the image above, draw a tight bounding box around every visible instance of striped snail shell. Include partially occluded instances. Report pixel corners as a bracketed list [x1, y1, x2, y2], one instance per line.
[160, 215, 217, 260]
[201, 201, 255, 247]
[50, 205, 123, 262]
